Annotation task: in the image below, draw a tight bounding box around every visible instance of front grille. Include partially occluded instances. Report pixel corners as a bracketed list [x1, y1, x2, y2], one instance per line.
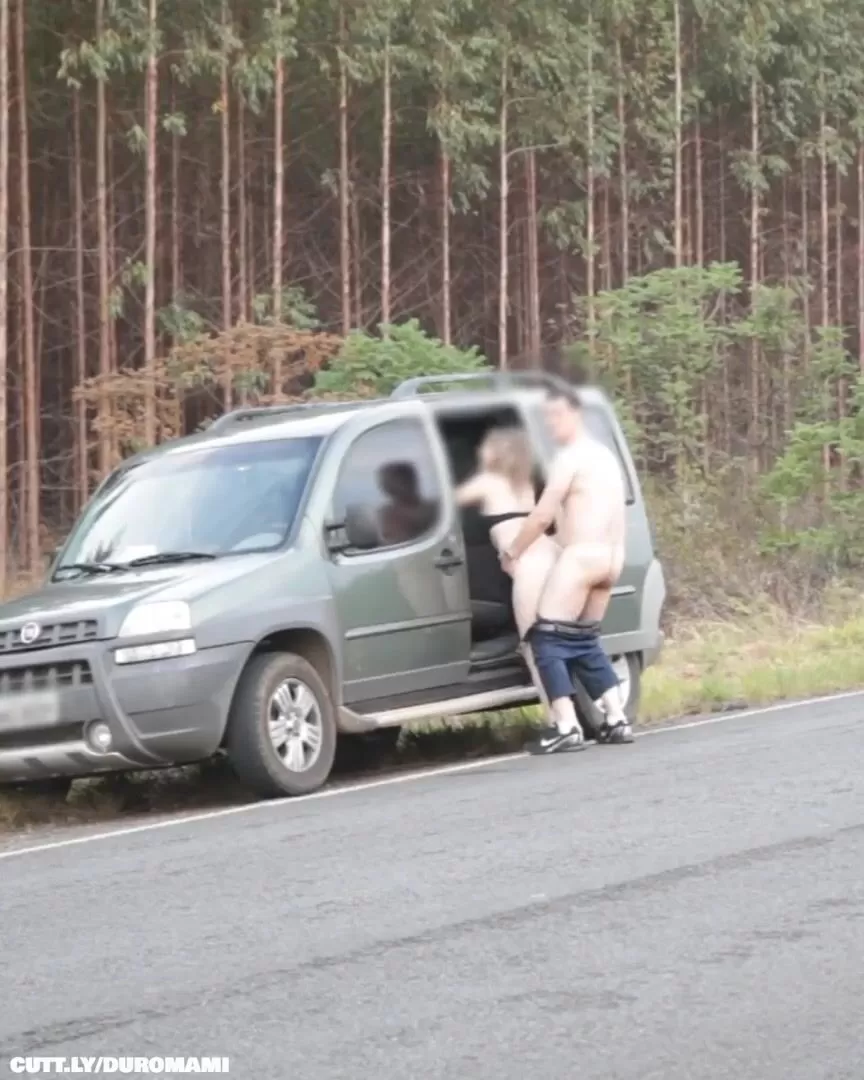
[0, 661, 93, 697]
[0, 619, 99, 654]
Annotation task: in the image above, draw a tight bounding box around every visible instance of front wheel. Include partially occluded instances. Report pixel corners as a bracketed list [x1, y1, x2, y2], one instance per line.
[610, 653, 642, 722]
[225, 651, 337, 798]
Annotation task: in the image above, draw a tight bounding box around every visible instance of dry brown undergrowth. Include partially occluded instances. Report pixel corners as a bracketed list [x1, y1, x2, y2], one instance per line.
[74, 322, 343, 471]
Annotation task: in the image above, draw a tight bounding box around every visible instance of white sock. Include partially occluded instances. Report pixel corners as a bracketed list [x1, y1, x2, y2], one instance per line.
[551, 700, 582, 736]
[598, 687, 627, 725]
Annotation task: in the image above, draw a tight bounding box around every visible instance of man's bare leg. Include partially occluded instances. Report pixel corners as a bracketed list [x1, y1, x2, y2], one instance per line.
[579, 584, 627, 725]
[528, 550, 592, 744]
[580, 584, 611, 623]
[529, 547, 631, 747]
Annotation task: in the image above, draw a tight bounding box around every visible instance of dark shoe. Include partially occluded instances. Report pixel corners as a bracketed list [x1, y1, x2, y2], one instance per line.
[597, 720, 634, 745]
[526, 726, 586, 755]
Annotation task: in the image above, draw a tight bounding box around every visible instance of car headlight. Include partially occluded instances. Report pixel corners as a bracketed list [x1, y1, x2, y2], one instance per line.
[118, 601, 191, 638]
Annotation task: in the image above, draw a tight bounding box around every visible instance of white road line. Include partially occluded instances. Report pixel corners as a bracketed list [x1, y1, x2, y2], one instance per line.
[1, 688, 861, 864]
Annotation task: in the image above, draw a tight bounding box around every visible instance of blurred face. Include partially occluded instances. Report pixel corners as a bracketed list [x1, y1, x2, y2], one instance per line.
[543, 396, 581, 445]
[479, 438, 496, 471]
[385, 464, 420, 501]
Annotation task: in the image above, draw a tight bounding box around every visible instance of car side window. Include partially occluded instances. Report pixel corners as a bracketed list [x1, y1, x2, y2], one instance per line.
[333, 419, 443, 551]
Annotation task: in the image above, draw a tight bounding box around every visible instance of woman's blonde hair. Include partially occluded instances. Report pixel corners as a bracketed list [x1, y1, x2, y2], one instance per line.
[480, 427, 533, 487]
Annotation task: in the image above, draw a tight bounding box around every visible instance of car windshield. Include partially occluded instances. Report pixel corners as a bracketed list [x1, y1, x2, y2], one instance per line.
[57, 436, 322, 573]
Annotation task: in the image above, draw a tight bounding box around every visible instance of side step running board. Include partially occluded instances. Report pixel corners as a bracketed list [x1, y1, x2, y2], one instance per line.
[338, 685, 539, 734]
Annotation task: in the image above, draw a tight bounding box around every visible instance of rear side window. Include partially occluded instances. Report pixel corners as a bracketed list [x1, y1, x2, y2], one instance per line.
[333, 418, 443, 550]
[530, 402, 635, 504]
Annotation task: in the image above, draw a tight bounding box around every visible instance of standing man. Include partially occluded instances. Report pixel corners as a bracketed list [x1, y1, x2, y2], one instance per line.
[501, 386, 632, 753]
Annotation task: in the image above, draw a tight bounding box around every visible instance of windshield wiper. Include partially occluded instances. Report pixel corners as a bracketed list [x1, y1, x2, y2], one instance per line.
[124, 551, 217, 567]
[53, 561, 125, 578]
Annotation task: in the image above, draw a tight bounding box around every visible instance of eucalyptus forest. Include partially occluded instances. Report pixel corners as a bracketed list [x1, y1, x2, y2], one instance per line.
[1, 0, 863, 598]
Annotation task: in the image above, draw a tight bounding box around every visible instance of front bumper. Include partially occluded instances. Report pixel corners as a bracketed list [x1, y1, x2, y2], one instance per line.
[0, 639, 249, 784]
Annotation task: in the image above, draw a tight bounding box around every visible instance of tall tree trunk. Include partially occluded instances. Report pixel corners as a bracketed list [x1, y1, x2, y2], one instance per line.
[858, 142, 864, 372]
[143, 0, 158, 445]
[171, 81, 181, 305]
[695, 112, 704, 265]
[338, 3, 351, 334]
[602, 179, 612, 291]
[237, 95, 248, 322]
[16, 0, 38, 571]
[73, 89, 88, 509]
[351, 169, 362, 326]
[585, 14, 595, 337]
[781, 174, 791, 438]
[835, 157, 843, 328]
[719, 122, 730, 455]
[514, 224, 525, 357]
[0, 0, 8, 590]
[749, 74, 760, 470]
[441, 145, 451, 344]
[801, 153, 811, 347]
[819, 110, 829, 329]
[525, 149, 541, 365]
[96, 0, 111, 476]
[220, 0, 233, 410]
[672, 0, 683, 268]
[380, 35, 392, 328]
[818, 109, 830, 487]
[615, 35, 628, 284]
[272, 0, 284, 336]
[498, 51, 508, 368]
[836, 155, 845, 486]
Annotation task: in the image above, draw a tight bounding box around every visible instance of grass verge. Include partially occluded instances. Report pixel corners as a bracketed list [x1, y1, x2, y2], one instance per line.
[2, 605, 863, 837]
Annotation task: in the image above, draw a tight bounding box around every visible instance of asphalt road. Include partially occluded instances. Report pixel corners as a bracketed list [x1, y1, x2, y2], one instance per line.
[2, 694, 864, 1080]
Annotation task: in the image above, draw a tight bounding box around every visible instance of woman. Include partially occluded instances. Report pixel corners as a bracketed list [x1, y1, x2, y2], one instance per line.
[454, 428, 560, 715]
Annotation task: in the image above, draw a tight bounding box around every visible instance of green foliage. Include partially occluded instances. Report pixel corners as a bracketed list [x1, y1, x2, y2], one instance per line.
[572, 264, 742, 470]
[251, 287, 320, 329]
[763, 398, 864, 567]
[314, 319, 487, 397]
[157, 301, 206, 343]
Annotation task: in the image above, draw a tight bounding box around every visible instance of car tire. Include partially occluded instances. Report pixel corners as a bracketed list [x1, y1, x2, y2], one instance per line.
[612, 653, 642, 722]
[225, 651, 337, 798]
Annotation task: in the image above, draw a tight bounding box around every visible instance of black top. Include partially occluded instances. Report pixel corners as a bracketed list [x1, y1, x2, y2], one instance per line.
[480, 511, 530, 528]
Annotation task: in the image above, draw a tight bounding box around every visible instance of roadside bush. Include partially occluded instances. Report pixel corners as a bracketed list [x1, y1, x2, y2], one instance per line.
[314, 319, 488, 398]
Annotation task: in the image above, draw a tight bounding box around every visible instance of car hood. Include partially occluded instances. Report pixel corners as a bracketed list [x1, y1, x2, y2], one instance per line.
[0, 553, 282, 634]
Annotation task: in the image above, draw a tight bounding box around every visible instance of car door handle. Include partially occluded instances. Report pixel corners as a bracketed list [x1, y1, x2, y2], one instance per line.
[434, 548, 464, 572]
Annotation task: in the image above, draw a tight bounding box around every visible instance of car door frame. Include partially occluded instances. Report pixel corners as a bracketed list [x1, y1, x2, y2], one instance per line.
[313, 404, 472, 706]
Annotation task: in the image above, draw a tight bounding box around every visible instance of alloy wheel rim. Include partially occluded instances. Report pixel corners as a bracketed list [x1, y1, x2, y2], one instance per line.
[267, 677, 324, 773]
[611, 656, 631, 712]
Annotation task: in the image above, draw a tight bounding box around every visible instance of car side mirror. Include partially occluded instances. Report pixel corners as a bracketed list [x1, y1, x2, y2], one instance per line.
[343, 504, 381, 551]
[325, 504, 381, 553]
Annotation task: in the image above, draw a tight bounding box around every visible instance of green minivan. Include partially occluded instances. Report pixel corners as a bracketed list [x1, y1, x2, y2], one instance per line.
[0, 372, 665, 798]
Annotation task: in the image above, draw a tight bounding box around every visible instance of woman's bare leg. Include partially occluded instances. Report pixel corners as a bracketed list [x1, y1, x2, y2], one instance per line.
[510, 541, 558, 722]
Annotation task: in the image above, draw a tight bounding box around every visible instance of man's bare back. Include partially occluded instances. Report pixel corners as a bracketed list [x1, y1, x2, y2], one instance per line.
[537, 435, 626, 622]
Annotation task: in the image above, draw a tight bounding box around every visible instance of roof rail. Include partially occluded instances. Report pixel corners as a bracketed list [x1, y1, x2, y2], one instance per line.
[207, 400, 364, 434]
[389, 370, 577, 399]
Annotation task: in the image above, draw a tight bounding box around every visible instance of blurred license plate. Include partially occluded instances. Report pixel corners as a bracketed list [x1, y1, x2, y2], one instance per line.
[0, 690, 61, 729]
